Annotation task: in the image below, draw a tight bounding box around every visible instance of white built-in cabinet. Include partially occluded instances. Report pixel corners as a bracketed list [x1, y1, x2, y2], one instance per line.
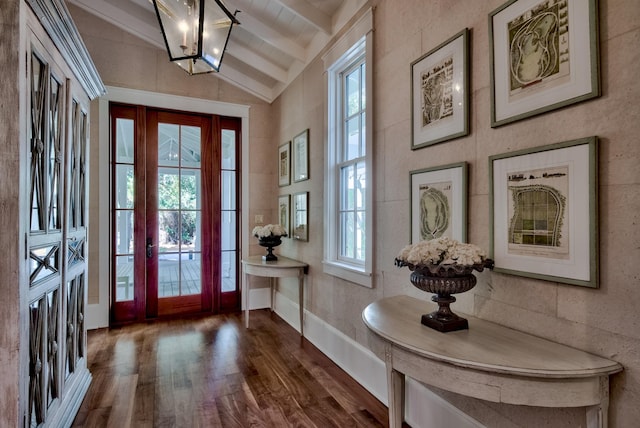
[22, 1, 104, 426]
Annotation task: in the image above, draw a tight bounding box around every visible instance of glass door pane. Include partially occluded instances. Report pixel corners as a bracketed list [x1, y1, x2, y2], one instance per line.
[114, 118, 135, 302]
[157, 123, 202, 298]
[221, 128, 238, 294]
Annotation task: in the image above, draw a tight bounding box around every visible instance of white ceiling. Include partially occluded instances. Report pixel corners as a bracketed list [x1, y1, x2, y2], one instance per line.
[67, 0, 367, 103]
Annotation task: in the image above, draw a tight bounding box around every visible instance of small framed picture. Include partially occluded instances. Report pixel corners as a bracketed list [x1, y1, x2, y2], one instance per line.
[489, 137, 598, 287]
[292, 129, 309, 182]
[489, 0, 600, 127]
[278, 142, 291, 187]
[278, 194, 290, 237]
[410, 162, 468, 243]
[292, 191, 308, 241]
[411, 28, 469, 150]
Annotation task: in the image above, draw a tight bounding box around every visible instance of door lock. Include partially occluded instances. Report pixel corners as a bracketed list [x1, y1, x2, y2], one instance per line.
[146, 238, 154, 258]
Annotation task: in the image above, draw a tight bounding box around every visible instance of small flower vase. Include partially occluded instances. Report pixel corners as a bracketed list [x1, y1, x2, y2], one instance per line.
[409, 266, 478, 332]
[257, 235, 282, 261]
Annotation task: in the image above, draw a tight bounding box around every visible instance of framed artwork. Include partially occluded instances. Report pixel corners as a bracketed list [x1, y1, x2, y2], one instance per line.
[489, 0, 600, 127]
[410, 162, 468, 244]
[489, 136, 598, 288]
[278, 142, 291, 187]
[411, 28, 469, 150]
[292, 192, 308, 241]
[278, 194, 290, 237]
[292, 129, 309, 182]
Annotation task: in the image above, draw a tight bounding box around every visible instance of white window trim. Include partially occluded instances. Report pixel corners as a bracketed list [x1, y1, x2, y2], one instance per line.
[322, 8, 374, 288]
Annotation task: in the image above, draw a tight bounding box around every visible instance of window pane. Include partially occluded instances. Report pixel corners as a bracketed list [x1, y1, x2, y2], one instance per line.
[356, 211, 366, 260]
[221, 170, 236, 210]
[356, 162, 366, 209]
[181, 125, 201, 168]
[221, 210, 236, 251]
[158, 123, 180, 167]
[115, 255, 134, 302]
[221, 251, 237, 292]
[115, 164, 134, 209]
[115, 118, 134, 163]
[180, 211, 199, 252]
[360, 111, 366, 156]
[222, 129, 236, 170]
[181, 253, 201, 295]
[346, 67, 360, 117]
[180, 169, 200, 210]
[158, 258, 179, 297]
[341, 165, 354, 210]
[346, 116, 360, 160]
[158, 168, 179, 209]
[115, 210, 134, 254]
[341, 212, 355, 258]
[158, 210, 180, 252]
[361, 63, 366, 109]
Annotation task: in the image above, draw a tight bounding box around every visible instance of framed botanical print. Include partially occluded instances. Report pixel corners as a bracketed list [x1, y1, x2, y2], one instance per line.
[411, 28, 469, 149]
[410, 162, 468, 244]
[292, 129, 309, 182]
[292, 191, 308, 241]
[489, 0, 600, 127]
[278, 194, 290, 237]
[278, 142, 291, 187]
[489, 137, 598, 287]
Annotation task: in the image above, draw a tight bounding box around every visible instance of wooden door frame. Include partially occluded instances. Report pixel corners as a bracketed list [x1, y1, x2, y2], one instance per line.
[109, 103, 240, 324]
[145, 109, 218, 318]
[90, 87, 249, 330]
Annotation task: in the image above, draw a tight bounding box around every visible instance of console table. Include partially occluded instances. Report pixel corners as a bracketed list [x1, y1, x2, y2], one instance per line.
[362, 295, 622, 428]
[242, 255, 308, 336]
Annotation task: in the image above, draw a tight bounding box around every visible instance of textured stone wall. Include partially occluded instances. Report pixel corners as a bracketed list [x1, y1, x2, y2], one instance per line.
[273, 0, 640, 426]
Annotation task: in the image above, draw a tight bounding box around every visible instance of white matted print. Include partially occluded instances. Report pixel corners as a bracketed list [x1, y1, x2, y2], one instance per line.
[490, 137, 598, 287]
[278, 194, 290, 237]
[489, 0, 599, 127]
[278, 142, 290, 187]
[292, 129, 309, 182]
[411, 29, 469, 149]
[410, 162, 467, 244]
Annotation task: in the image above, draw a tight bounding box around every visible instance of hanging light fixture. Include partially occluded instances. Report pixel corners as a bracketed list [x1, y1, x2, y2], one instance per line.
[152, 0, 239, 75]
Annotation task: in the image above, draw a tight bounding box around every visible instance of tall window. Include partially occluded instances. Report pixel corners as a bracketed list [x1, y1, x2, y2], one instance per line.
[323, 9, 373, 287]
[339, 61, 366, 264]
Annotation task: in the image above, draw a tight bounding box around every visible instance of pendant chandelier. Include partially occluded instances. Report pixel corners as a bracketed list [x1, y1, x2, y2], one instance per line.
[152, 0, 239, 75]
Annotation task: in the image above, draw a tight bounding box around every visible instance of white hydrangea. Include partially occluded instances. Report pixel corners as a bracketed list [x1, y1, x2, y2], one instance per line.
[397, 237, 486, 267]
[252, 224, 288, 238]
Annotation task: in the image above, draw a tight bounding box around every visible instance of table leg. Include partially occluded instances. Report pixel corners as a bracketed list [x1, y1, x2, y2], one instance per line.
[386, 357, 404, 428]
[271, 277, 275, 312]
[298, 270, 304, 337]
[586, 377, 610, 428]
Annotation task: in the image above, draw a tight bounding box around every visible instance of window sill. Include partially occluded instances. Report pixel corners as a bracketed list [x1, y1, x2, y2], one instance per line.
[323, 260, 373, 288]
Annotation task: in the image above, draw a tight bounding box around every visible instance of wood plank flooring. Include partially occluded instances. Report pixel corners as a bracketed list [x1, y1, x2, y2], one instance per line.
[72, 310, 391, 427]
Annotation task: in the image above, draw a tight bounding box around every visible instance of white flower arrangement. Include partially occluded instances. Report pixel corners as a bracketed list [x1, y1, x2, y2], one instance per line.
[252, 224, 288, 238]
[395, 237, 492, 274]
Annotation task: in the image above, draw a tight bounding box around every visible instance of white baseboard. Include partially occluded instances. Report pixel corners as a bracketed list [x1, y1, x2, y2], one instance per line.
[272, 291, 485, 428]
[248, 287, 273, 310]
[86, 302, 109, 330]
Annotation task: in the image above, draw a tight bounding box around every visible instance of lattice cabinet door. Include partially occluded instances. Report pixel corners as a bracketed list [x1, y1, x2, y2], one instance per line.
[27, 43, 66, 428]
[21, 2, 103, 427]
[26, 26, 92, 428]
[64, 93, 90, 379]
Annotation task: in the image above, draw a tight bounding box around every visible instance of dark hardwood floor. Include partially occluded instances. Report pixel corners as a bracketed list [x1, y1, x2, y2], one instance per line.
[72, 309, 391, 427]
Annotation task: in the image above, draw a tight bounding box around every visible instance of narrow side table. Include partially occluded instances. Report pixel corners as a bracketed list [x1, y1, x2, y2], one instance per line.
[363, 295, 623, 428]
[241, 255, 308, 336]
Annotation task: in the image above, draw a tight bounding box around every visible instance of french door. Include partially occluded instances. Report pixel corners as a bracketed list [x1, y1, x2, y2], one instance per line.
[110, 103, 240, 324]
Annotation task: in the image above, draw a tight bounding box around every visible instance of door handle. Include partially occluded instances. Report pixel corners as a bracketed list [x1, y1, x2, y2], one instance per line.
[146, 238, 154, 259]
